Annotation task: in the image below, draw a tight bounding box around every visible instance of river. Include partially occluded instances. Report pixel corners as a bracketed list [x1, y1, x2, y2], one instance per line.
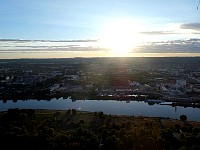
[0, 98, 200, 121]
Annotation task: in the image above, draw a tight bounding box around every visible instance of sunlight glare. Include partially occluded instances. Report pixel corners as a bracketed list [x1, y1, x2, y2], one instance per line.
[98, 19, 143, 53]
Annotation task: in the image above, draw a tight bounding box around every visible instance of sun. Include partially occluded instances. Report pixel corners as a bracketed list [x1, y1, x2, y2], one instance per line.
[98, 19, 143, 54]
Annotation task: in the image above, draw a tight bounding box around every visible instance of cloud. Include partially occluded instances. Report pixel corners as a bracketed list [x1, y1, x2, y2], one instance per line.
[140, 31, 178, 35]
[137, 39, 200, 53]
[180, 23, 200, 31]
[1, 38, 200, 54]
[141, 23, 200, 36]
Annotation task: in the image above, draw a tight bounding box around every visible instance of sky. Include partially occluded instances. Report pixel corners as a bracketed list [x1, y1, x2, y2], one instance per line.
[0, 0, 200, 40]
[1, 0, 200, 58]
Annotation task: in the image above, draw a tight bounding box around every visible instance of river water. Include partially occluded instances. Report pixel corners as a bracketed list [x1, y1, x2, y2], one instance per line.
[0, 98, 200, 121]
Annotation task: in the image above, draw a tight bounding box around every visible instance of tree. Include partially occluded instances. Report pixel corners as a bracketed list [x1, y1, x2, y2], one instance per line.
[72, 109, 77, 115]
[180, 115, 187, 121]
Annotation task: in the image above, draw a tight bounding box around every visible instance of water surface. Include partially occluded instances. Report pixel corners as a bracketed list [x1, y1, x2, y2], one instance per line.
[0, 98, 199, 121]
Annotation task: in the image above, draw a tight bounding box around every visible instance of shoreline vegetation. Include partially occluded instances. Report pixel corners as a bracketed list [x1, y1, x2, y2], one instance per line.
[0, 108, 199, 150]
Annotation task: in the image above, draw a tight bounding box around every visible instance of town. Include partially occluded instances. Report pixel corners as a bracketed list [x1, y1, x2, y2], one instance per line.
[0, 57, 200, 107]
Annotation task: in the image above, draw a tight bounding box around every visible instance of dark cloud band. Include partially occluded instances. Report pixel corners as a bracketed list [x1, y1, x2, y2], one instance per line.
[180, 23, 200, 31]
[140, 31, 178, 35]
